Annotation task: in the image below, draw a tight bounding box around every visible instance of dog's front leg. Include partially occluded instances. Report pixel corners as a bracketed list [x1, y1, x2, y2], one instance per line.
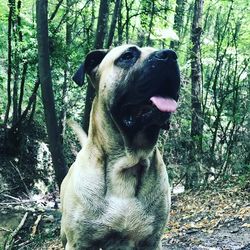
[65, 242, 74, 250]
[156, 242, 163, 250]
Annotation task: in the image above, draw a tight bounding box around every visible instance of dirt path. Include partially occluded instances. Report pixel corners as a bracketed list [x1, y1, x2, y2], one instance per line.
[162, 186, 250, 249]
[162, 218, 250, 249]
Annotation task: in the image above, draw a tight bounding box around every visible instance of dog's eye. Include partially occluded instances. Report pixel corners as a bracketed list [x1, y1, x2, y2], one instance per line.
[115, 47, 140, 68]
[120, 51, 134, 61]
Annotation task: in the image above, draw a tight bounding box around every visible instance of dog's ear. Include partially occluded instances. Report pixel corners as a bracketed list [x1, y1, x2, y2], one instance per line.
[72, 63, 85, 86]
[72, 50, 108, 86]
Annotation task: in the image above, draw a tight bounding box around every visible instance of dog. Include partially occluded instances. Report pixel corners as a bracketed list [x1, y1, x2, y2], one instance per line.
[60, 45, 180, 250]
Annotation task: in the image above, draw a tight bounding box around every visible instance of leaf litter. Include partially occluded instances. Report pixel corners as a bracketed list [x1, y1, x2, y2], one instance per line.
[163, 185, 250, 249]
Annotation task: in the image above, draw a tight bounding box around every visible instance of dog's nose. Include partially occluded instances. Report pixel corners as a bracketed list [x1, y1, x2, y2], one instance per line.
[154, 49, 177, 60]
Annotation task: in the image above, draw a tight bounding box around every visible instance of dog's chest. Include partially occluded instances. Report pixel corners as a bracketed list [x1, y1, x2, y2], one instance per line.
[107, 163, 145, 197]
[101, 196, 155, 236]
[71, 153, 169, 246]
[74, 196, 157, 247]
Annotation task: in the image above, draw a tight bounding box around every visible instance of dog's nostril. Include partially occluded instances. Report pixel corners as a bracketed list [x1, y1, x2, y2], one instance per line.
[155, 49, 177, 60]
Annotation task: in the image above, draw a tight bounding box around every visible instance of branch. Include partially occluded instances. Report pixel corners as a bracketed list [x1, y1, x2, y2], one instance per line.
[49, 0, 64, 22]
[4, 212, 28, 250]
[9, 161, 30, 194]
[11, 79, 40, 131]
[31, 214, 42, 236]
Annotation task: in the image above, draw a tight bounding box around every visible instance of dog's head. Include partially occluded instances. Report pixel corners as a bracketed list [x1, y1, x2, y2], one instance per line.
[73, 45, 180, 149]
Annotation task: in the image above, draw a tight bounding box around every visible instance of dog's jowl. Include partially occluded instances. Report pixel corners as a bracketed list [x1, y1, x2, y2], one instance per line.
[60, 45, 180, 250]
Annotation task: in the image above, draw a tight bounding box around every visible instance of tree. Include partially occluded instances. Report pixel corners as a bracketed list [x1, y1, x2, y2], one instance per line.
[83, 0, 110, 133]
[58, 0, 73, 144]
[4, 0, 14, 129]
[36, 0, 68, 187]
[106, 0, 122, 48]
[3, 0, 37, 155]
[170, 0, 186, 50]
[185, 0, 204, 189]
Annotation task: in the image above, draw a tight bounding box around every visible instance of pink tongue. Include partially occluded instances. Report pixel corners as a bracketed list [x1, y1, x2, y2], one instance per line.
[150, 96, 177, 112]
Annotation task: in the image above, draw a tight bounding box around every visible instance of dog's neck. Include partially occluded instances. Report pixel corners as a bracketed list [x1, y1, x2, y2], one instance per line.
[88, 97, 155, 160]
[86, 97, 157, 197]
[88, 98, 122, 154]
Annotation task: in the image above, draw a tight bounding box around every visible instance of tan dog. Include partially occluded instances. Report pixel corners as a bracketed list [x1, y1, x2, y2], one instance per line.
[60, 45, 180, 250]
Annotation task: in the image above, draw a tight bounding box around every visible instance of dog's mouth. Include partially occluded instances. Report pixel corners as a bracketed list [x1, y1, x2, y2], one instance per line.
[120, 95, 177, 130]
[110, 48, 180, 141]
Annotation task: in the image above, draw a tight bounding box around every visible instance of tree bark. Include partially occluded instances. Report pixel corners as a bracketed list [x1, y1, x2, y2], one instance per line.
[10, 0, 26, 127]
[117, 0, 123, 44]
[5, 79, 40, 155]
[185, 0, 204, 190]
[190, 0, 203, 147]
[18, 61, 28, 117]
[106, 0, 121, 48]
[36, 0, 68, 187]
[12, 48, 20, 126]
[94, 0, 109, 49]
[124, 0, 130, 43]
[4, 0, 15, 128]
[12, 0, 23, 126]
[146, 0, 155, 46]
[82, 0, 110, 133]
[12, 79, 40, 129]
[170, 0, 186, 50]
[58, 0, 72, 144]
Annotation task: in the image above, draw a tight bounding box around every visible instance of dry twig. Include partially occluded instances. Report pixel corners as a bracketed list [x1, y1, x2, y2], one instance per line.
[1, 194, 21, 202]
[9, 161, 30, 194]
[0, 227, 12, 232]
[4, 212, 28, 250]
[0, 200, 36, 206]
[31, 214, 42, 236]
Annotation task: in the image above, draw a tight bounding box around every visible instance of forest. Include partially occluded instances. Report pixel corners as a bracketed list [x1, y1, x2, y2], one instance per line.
[0, 0, 249, 249]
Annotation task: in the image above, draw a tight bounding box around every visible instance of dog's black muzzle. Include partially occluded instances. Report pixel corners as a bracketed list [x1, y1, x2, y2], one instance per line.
[111, 49, 180, 138]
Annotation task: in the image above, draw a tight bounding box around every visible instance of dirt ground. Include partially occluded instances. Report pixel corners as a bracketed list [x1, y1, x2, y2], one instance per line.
[162, 185, 250, 250]
[0, 184, 249, 250]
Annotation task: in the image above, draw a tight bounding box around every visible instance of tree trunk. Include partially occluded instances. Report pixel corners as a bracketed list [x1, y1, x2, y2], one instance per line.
[12, 0, 23, 126]
[185, 0, 204, 190]
[170, 0, 186, 50]
[5, 79, 40, 155]
[4, 0, 15, 128]
[117, 0, 123, 44]
[58, 0, 72, 144]
[82, 0, 110, 133]
[28, 86, 38, 124]
[18, 61, 28, 117]
[36, 0, 68, 187]
[146, 0, 155, 46]
[12, 50, 20, 126]
[124, 0, 130, 43]
[94, 0, 109, 49]
[13, 79, 40, 129]
[106, 0, 121, 48]
[190, 0, 203, 147]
